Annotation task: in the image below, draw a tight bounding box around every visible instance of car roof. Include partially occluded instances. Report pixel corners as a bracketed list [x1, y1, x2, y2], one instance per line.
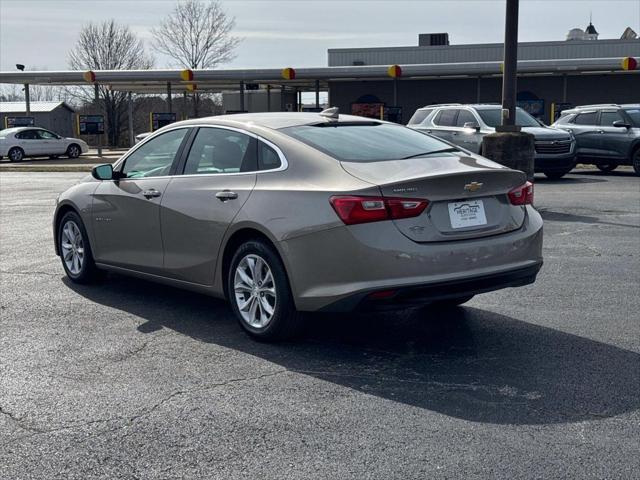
[171, 112, 388, 130]
[416, 104, 502, 111]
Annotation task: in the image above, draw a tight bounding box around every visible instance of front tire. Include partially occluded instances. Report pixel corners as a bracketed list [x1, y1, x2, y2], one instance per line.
[596, 164, 617, 173]
[8, 147, 24, 162]
[228, 240, 303, 341]
[66, 144, 81, 159]
[633, 149, 640, 176]
[58, 211, 103, 284]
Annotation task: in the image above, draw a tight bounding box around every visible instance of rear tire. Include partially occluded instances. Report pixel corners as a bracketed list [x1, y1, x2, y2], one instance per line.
[596, 164, 617, 173]
[66, 144, 81, 159]
[430, 295, 474, 308]
[8, 147, 23, 162]
[228, 240, 303, 341]
[543, 170, 570, 180]
[58, 211, 103, 284]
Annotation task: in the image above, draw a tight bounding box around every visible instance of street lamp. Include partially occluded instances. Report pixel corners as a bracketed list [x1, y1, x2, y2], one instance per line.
[16, 64, 30, 116]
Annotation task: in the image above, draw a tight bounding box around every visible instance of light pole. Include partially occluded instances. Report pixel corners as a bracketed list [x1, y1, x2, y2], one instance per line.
[16, 64, 30, 117]
[500, 0, 519, 130]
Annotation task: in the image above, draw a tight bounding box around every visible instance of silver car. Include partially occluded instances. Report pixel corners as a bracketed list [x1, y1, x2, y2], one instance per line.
[408, 104, 576, 179]
[53, 110, 543, 341]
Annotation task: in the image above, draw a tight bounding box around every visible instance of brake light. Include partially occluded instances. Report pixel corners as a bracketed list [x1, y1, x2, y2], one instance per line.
[508, 181, 534, 206]
[330, 195, 429, 225]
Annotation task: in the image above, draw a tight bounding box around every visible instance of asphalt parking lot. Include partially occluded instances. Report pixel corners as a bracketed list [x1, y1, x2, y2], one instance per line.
[0, 170, 638, 479]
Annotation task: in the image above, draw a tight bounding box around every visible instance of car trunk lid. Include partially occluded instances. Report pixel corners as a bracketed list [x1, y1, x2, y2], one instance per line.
[340, 154, 528, 242]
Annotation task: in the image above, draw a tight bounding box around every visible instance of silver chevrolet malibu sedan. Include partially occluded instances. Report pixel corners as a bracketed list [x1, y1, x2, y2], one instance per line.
[53, 110, 543, 341]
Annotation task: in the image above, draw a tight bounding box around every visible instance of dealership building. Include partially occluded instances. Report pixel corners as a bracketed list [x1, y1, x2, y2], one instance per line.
[326, 25, 640, 123]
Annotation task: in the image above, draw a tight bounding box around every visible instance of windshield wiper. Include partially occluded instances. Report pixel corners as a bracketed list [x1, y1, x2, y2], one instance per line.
[401, 147, 460, 159]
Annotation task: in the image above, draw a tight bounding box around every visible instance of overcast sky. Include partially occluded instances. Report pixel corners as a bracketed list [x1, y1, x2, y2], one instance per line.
[1, 0, 639, 71]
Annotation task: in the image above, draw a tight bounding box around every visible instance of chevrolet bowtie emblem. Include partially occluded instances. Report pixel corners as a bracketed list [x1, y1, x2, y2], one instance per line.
[464, 181, 483, 192]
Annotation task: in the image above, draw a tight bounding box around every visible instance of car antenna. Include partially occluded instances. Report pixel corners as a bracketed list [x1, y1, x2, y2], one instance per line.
[319, 107, 339, 121]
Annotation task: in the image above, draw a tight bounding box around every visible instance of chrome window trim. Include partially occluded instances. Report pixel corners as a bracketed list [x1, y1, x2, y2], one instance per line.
[113, 123, 288, 178]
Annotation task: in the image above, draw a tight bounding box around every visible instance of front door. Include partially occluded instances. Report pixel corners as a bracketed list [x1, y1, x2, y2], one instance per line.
[91, 128, 190, 274]
[160, 126, 258, 285]
[598, 110, 633, 159]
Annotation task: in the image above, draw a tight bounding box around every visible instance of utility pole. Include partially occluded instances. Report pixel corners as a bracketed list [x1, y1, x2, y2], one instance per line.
[481, 0, 535, 180]
[500, 0, 519, 129]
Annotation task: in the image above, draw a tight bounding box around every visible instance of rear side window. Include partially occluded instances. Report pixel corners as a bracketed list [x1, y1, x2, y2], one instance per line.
[280, 123, 452, 162]
[433, 109, 458, 127]
[623, 108, 640, 127]
[16, 130, 38, 139]
[573, 112, 598, 125]
[456, 110, 477, 127]
[183, 127, 256, 175]
[258, 141, 282, 170]
[407, 108, 433, 125]
[599, 111, 624, 126]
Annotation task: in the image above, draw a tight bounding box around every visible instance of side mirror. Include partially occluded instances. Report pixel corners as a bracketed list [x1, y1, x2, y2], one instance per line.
[463, 122, 480, 132]
[612, 120, 631, 129]
[91, 163, 114, 181]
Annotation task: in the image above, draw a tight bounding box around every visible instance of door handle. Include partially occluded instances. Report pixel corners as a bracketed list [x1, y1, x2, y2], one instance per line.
[216, 190, 239, 201]
[142, 189, 162, 198]
[597, 130, 604, 134]
[426, 130, 432, 134]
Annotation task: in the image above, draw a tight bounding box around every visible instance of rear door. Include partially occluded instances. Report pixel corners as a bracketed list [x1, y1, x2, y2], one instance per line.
[92, 127, 190, 274]
[15, 129, 42, 155]
[160, 126, 259, 285]
[429, 109, 458, 143]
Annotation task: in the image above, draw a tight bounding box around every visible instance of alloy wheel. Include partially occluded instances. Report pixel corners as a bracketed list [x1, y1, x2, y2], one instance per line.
[9, 148, 23, 161]
[60, 220, 85, 275]
[68, 146, 80, 158]
[233, 254, 277, 328]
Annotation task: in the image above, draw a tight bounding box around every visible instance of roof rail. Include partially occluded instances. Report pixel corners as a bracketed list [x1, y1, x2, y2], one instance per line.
[575, 103, 620, 109]
[421, 103, 462, 108]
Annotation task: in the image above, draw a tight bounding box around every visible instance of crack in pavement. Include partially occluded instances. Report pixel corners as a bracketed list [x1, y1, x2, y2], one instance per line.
[0, 369, 288, 445]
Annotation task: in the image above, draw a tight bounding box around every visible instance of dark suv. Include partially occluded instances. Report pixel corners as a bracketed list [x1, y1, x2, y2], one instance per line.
[552, 104, 640, 175]
[408, 104, 576, 179]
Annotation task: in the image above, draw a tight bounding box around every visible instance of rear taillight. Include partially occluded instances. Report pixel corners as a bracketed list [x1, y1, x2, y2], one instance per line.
[508, 181, 534, 206]
[330, 195, 429, 225]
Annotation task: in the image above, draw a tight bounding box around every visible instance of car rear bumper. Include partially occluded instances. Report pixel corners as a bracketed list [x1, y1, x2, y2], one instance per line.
[281, 206, 543, 312]
[320, 261, 542, 311]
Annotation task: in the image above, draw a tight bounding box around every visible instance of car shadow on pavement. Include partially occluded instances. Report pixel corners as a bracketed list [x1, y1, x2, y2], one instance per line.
[64, 274, 640, 426]
[534, 175, 607, 185]
[538, 208, 640, 229]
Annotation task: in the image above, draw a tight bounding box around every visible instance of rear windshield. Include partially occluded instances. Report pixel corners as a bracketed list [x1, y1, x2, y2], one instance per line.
[623, 108, 640, 127]
[477, 107, 540, 127]
[280, 123, 453, 162]
[407, 109, 433, 125]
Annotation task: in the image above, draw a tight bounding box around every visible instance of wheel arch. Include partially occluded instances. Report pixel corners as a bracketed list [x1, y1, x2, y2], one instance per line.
[219, 225, 291, 301]
[53, 202, 81, 256]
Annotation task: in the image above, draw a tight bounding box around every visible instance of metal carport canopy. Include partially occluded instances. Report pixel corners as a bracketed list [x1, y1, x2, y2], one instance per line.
[0, 57, 636, 90]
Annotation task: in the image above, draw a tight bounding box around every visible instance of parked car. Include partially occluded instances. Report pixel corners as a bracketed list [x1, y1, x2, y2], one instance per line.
[408, 104, 576, 179]
[53, 110, 543, 341]
[551, 104, 640, 175]
[0, 127, 89, 162]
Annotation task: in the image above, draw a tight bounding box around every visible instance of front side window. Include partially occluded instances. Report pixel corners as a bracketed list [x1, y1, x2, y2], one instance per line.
[433, 109, 458, 127]
[280, 123, 454, 162]
[623, 108, 640, 127]
[37, 130, 58, 139]
[122, 128, 188, 178]
[573, 112, 598, 126]
[599, 111, 624, 126]
[183, 127, 255, 175]
[456, 110, 478, 127]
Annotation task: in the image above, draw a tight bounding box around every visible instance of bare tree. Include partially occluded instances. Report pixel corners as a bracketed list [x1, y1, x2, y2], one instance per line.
[152, 0, 240, 116]
[68, 20, 154, 146]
